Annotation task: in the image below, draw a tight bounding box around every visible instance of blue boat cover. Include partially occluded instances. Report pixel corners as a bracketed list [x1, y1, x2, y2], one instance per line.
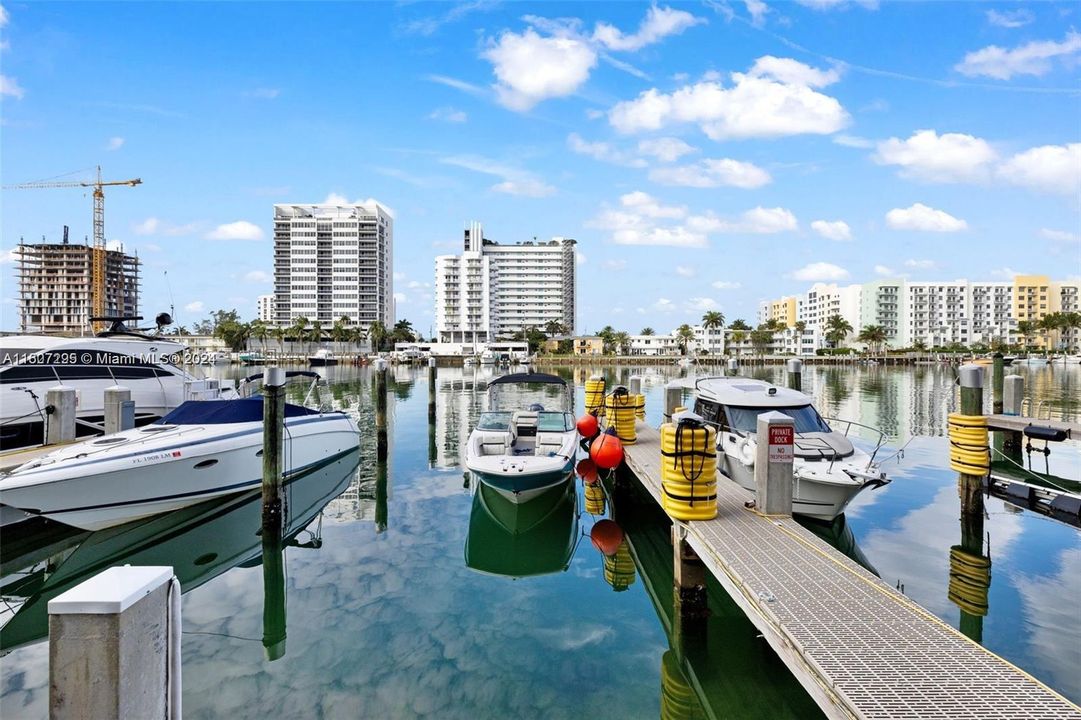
[156, 397, 320, 425]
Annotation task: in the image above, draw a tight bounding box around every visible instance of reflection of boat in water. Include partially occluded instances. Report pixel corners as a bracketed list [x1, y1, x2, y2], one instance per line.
[796, 514, 878, 576]
[464, 474, 578, 578]
[0, 448, 360, 654]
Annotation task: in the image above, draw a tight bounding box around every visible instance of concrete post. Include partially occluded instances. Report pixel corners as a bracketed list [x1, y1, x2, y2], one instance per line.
[262, 367, 286, 530]
[726, 358, 739, 376]
[46, 386, 76, 446]
[374, 358, 389, 462]
[1002, 374, 1025, 459]
[104, 386, 133, 435]
[753, 411, 794, 515]
[671, 525, 707, 623]
[664, 383, 682, 424]
[786, 358, 803, 392]
[428, 357, 437, 426]
[49, 566, 177, 720]
[991, 353, 1004, 415]
[958, 364, 985, 517]
[628, 375, 642, 396]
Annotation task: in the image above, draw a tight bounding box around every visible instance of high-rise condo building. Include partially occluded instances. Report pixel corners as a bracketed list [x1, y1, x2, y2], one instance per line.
[256, 294, 276, 323]
[435, 221, 576, 343]
[272, 201, 394, 331]
[15, 238, 140, 334]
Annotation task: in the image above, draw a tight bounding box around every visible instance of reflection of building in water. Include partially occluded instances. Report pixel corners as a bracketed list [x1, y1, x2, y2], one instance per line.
[434, 368, 487, 468]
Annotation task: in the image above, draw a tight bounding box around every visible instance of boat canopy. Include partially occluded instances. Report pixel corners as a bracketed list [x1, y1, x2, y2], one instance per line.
[156, 398, 320, 425]
[487, 372, 567, 386]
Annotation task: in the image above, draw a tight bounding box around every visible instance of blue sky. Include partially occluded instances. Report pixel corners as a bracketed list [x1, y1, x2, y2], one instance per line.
[1, 1, 1078, 335]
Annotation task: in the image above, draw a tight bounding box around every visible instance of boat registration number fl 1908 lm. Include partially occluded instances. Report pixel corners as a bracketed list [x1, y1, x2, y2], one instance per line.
[767, 425, 794, 464]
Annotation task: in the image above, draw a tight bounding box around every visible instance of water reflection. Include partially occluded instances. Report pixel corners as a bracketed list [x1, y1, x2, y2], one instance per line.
[0, 449, 362, 655]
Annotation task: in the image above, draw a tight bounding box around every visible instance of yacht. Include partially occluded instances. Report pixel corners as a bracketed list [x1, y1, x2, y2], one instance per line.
[0, 391, 360, 531]
[308, 348, 338, 367]
[0, 323, 231, 452]
[691, 377, 889, 520]
[479, 350, 497, 365]
[465, 373, 579, 502]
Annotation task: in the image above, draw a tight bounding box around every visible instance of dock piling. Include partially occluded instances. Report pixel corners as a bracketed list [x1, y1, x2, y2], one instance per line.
[628, 375, 642, 397]
[427, 357, 437, 426]
[104, 386, 134, 434]
[753, 411, 794, 515]
[48, 566, 178, 720]
[1002, 374, 1025, 459]
[672, 525, 708, 623]
[374, 358, 389, 462]
[786, 358, 803, 392]
[262, 532, 287, 661]
[726, 358, 739, 376]
[45, 386, 76, 446]
[957, 364, 985, 517]
[664, 383, 682, 424]
[991, 353, 1004, 415]
[262, 367, 286, 529]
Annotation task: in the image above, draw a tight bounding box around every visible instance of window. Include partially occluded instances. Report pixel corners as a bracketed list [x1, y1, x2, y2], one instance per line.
[725, 405, 831, 434]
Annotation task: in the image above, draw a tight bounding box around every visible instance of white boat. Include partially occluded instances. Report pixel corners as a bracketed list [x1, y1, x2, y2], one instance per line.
[0, 321, 233, 452]
[677, 356, 695, 369]
[480, 350, 497, 365]
[0, 395, 360, 531]
[308, 348, 338, 367]
[691, 377, 889, 520]
[1016, 356, 1049, 367]
[196, 351, 230, 365]
[463, 355, 477, 366]
[465, 372, 579, 503]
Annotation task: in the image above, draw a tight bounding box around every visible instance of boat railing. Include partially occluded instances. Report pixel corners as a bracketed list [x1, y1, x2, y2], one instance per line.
[821, 416, 887, 467]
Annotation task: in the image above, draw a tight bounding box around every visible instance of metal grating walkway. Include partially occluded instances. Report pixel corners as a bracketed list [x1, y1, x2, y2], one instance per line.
[622, 422, 1080, 720]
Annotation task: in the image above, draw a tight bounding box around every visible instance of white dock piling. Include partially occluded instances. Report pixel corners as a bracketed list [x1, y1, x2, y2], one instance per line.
[754, 411, 794, 515]
[664, 383, 682, 424]
[104, 386, 134, 434]
[46, 387, 76, 445]
[1003, 374, 1024, 416]
[726, 358, 739, 376]
[48, 565, 179, 720]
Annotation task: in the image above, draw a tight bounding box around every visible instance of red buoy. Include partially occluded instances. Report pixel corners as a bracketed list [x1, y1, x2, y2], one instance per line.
[576, 458, 599, 485]
[591, 519, 624, 556]
[576, 413, 599, 439]
[590, 429, 624, 470]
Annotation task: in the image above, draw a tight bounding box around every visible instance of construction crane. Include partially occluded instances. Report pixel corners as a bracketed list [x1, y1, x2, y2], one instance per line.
[3, 166, 142, 327]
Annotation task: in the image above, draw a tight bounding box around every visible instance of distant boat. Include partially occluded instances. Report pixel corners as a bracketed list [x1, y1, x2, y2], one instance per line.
[239, 351, 265, 365]
[308, 348, 338, 367]
[480, 350, 497, 365]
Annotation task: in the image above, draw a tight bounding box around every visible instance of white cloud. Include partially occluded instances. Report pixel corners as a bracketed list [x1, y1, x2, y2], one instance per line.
[1041, 228, 1079, 243]
[712, 280, 742, 289]
[0, 74, 24, 99]
[989, 266, 1023, 279]
[483, 28, 596, 111]
[441, 154, 556, 197]
[205, 220, 264, 241]
[955, 31, 1081, 80]
[653, 298, 676, 312]
[997, 143, 1081, 196]
[747, 55, 841, 87]
[567, 133, 647, 167]
[244, 88, 280, 99]
[393, 271, 407, 281]
[637, 137, 697, 162]
[393, 292, 407, 303]
[429, 106, 467, 122]
[0, 247, 22, 264]
[592, 5, 705, 52]
[575, 251, 587, 265]
[185, 301, 205, 313]
[244, 270, 271, 283]
[425, 74, 487, 97]
[649, 157, 771, 188]
[874, 129, 997, 183]
[873, 264, 894, 276]
[795, 0, 879, 9]
[744, 0, 769, 26]
[608, 56, 848, 140]
[585, 108, 604, 120]
[686, 297, 717, 311]
[689, 206, 799, 234]
[491, 179, 556, 197]
[602, 259, 628, 271]
[810, 219, 852, 241]
[885, 203, 968, 233]
[142, 243, 162, 253]
[790, 262, 849, 281]
[106, 136, 125, 151]
[133, 217, 199, 236]
[0, 5, 8, 28]
[675, 265, 695, 277]
[833, 134, 874, 149]
[104, 239, 125, 252]
[903, 259, 936, 270]
[986, 9, 1033, 28]
[619, 190, 687, 218]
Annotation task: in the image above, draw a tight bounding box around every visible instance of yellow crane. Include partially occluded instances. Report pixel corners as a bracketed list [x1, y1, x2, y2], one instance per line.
[3, 166, 142, 327]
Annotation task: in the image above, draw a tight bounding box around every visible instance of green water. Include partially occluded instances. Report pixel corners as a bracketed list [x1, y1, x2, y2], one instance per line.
[2, 363, 1079, 718]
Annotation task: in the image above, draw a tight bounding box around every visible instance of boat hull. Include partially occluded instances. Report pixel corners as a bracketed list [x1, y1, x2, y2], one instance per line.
[469, 463, 574, 503]
[0, 414, 359, 530]
[720, 453, 871, 520]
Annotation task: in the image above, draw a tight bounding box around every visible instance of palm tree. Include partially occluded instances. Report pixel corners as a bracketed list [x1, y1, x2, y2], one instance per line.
[1037, 313, 1063, 351]
[750, 327, 773, 357]
[857, 324, 888, 354]
[270, 326, 286, 355]
[676, 324, 695, 355]
[613, 331, 631, 355]
[350, 326, 368, 354]
[825, 314, 853, 349]
[544, 320, 566, 337]
[332, 316, 351, 354]
[912, 338, 928, 353]
[728, 319, 751, 331]
[730, 329, 747, 355]
[597, 325, 617, 354]
[1016, 320, 1036, 349]
[640, 327, 655, 336]
[250, 319, 269, 353]
[309, 320, 324, 354]
[369, 321, 388, 353]
[701, 311, 725, 331]
[794, 320, 807, 334]
[1062, 311, 1081, 352]
[291, 316, 310, 357]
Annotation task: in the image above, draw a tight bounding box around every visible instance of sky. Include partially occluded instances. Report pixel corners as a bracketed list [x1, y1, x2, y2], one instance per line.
[0, 1, 1079, 336]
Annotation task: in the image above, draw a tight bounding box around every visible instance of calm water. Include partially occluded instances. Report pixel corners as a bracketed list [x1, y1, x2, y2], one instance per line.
[2, 363, 1079, 718]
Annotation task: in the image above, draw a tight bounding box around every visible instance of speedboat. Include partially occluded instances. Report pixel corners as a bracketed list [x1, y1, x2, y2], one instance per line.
[465, 372, 579, 503]
[0, 394, 360, 531]
[0, 318, 233, 451]
[239, 351, 266, 365]
[480, 350, 496, 365]
[691, 377, 889, 520]
[308, 348, 338, 367]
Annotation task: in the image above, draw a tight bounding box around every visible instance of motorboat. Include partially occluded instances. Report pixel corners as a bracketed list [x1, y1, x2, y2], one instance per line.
[239, 351, 266, 366]
[464, 474, 578, 579]
[677, 356, 695, 369]
[691, 377, 889, 520]
[308, 348, 339, 367]
[480, 350, 497, 365]
[196, 351, 231, 365]
[0, 389, 360, 531]
[465, 372, 579, 502]
[463, 355, 477, 366]
[1016, 356, 1049, 367]
[0, 448, 359, 654]
[0, 319, 233, 452]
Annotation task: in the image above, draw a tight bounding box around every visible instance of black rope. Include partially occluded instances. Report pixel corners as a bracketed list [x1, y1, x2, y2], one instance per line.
[673, 418, 708, 505]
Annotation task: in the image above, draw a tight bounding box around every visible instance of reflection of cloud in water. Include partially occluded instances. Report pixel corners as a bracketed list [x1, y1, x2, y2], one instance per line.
[0, 643, 48, 717]
[860, 485, 1023, 618]
[1013, 546, 1081, 701]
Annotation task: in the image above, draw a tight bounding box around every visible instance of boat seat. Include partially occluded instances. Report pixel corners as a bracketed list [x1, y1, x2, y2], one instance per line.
[536, 432, 565, 456]
[474, 432, 511, 456]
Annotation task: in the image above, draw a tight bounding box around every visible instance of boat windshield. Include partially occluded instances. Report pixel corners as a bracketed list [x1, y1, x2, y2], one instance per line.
[725, 405, 832, 434]
[477, 412, 512, 431]
[537, 412, 574, 432]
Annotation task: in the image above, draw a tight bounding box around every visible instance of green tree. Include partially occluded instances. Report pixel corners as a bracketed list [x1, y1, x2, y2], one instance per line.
[857, 324, 888, 353]
[543, 320, 567, 337]
[212, 310, 251, 353]
[271, 326, 286, 354]
[613, 331, 631, 355]
[825, 314, 853, 348]
[512, 326, 547, 354]
[332, 316, 351, 353]
[309, 320, 324, 352]
[597, 325, 617, 354]
[794, 320, 807, 334]
[391, 319, 416, 346]
[701, 311, 725, 331]
[676, 324, 695, 355]
[750, 327, 773, 357]
[369, 321, 388, 352]
[912, 338, 928, 353]
[728, 318, 751, 331]
[640, 326, 655, 336]
[250, 319, 269, 352]
[291, 316, 310, 355]
[1016, 320, 1036, 348]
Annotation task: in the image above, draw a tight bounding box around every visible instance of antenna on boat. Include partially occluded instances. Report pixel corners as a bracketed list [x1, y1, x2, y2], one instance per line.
[163, 270, 175, 324]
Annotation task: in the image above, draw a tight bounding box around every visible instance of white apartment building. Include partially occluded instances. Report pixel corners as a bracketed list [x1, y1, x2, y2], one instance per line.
[272, 201, 394, 331]
[797, 283, 862, 336]
[628, 334, 679, 356]
[435, 221, 576, 343]
[860, 280, 903, 347]
[256, 294, 275, 323]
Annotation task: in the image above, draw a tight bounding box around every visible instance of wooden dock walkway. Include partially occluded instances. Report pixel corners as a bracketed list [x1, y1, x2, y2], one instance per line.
[986, 414, 1080, 437]
[621, 421, 1080, 720]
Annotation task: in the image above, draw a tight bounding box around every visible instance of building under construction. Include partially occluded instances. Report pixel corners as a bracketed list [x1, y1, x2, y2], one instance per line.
[15, 231, 140, 334]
